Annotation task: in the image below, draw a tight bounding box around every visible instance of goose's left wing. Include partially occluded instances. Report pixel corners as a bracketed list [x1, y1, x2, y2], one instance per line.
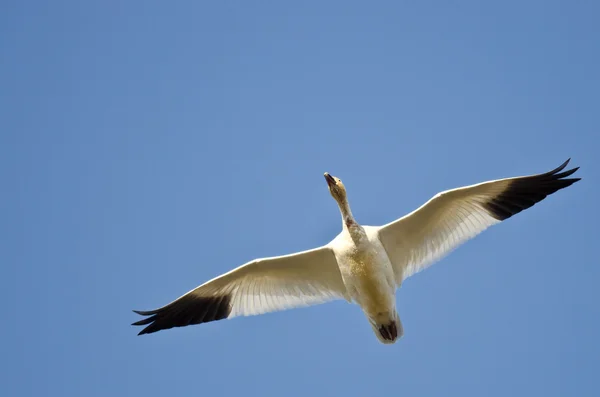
[132, 245, 348, 335]
[377, 159, 580, 284]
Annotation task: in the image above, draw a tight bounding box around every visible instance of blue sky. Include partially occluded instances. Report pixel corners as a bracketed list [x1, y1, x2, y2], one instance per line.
[1, 1, 599, 396]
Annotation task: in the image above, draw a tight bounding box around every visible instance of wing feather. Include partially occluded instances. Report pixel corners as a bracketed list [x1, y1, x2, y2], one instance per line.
[132, 246, 347, 335]
[377, 159, 580, 284]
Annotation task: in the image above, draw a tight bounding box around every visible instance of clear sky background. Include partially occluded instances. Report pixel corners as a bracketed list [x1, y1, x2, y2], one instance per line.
[1, 1, 598, 396]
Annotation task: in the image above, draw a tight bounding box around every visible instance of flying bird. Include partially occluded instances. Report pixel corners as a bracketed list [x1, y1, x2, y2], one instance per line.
[133, 159, 580, 344]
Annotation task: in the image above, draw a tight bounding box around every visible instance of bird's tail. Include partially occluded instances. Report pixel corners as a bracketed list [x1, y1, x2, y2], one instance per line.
[370, 311, 404, 344]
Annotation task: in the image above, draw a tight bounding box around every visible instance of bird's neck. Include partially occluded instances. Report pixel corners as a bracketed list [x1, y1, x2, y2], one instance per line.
[338, 198, 358, 230]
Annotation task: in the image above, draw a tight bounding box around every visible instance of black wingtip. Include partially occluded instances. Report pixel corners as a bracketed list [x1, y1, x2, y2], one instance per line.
[131, 294, 233, 336]
[131, 309, 161, 335]
[482, 159, 581, 221]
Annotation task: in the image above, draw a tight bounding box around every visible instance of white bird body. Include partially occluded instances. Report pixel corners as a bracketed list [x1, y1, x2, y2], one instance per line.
[133, 159, 580, 344]
[328, 224, 400, 343]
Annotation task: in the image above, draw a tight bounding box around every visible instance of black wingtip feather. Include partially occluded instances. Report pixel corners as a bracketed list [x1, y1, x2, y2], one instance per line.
[553, 167, 580, 179]
[132, 294, 233, 336]
[540, 158, 570, 176]
[131, 316, 156, 327]
[132, 309, 156, 316]
[483, 159, 581, 221]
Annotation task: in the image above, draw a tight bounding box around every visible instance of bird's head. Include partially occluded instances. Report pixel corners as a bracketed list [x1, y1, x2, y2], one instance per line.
[324, 172, 347, 203]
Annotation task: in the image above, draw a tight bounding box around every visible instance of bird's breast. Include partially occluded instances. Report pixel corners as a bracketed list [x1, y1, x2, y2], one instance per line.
[336, 238, 396, 315]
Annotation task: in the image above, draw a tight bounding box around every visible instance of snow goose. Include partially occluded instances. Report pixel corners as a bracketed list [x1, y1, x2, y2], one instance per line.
[133, 159, 580, 344]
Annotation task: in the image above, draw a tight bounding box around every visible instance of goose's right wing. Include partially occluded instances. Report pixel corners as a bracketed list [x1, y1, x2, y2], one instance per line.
[132, 245, 348, 335]
[377, 159, 580, 284]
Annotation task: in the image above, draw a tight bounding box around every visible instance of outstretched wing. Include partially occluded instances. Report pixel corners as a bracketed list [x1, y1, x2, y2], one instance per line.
[132, 245, 348, 335]
[377, 159, 580, 284]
